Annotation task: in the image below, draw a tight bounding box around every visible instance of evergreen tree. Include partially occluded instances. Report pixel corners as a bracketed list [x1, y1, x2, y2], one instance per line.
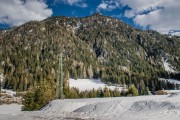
[128, 84, 139, 96]
[141, 87, 149, 95]
[22, 79, 55, 111]
[103, 87, 111, 97]
[113, 87, 120, 97]
[97, 88, 104, 97]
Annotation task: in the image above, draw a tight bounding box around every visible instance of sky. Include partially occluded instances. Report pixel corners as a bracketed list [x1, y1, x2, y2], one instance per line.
[0, 0, 180, 36]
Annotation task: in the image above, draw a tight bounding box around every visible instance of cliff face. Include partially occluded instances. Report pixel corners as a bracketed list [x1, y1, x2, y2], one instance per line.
[0, 13, 179, 91]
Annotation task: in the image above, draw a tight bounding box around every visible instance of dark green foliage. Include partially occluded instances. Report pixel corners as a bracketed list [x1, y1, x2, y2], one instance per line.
[103, 87, 111, 97]
[141, 87, 149, 95]
[65, 86, 121, 99]
[22, 79, 55, 111]
[22, 91, 38, 111]
[128, 84, 139, 96]
[112, 88, 121, 97]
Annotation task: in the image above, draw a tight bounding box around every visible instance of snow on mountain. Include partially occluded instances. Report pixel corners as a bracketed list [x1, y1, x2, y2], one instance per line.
[163, 59, 176, 73]
[159, 78, 180, 85]
[69, 78, 123, 91]
[72, 21, 82, 33]
[0, 72, 4, 88]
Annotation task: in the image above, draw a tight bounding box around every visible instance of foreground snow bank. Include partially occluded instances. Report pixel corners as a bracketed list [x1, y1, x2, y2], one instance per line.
[0, 104, 22, 115]
[1, 93, 180, 120]
[69, 78, 123, 91]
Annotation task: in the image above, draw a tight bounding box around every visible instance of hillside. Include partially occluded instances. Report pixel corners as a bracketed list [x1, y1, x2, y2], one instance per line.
[0, 13, 180, 92]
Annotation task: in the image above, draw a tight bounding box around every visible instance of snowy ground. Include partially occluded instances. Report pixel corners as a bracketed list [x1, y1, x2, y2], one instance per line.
[1, 89, 16, 96]
[1, 93, 180, 120]
[0, 104, 22, 115]
[69, 78, 123, 91]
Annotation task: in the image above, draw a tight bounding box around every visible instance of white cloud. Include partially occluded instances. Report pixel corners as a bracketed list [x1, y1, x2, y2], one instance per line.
[171, 32, 180, 36]
[120, 0, 180, 35]
[67, 0, 82, 5]
[97, 3, 108, 10]
[0, 0, 52, 26]
[55, 0, 88, 8]
[97, 0, 120, 11]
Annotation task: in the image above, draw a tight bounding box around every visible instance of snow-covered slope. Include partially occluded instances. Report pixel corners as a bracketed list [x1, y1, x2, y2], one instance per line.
[163, 59, 176, 73]
[1, 94, 180, 120]
[69, 78, 123, 91]
[159, 78, 180, 85]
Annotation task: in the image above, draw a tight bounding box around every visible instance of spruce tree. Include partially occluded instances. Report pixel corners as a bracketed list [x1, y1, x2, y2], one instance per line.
[128, 84, 139, 96]
[103, 87, 111, 97]
[22, 79, 55, 111]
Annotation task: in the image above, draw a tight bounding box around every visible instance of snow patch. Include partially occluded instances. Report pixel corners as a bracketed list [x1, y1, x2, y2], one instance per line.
[106, 18, 111, 22]
[119, 66, 129, 72]
[163, 59, 176, 73]
[159, 78, 180, 85]
[29, 29, 33, 33]
[56, 20, 59, 25]
[1, 89, 16, 96]
[69, 78, 123, 91]
[0, 73, 4, 87]
[72, 22, 82, 33]
[41, 27, 45, 31]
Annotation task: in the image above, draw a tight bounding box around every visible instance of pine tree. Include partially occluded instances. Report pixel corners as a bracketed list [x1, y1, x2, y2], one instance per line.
[22, 91, 36, 111]
[128, 84, 139, 96]
[113, 88, 120, 97]
[141, 87, 149, 95]
[74, 69, 78, 80]
[97, 88, 104, 97]
[139, 80, 145, 95]
[103, 87, 111, 97]
[22, 79, 55, 111]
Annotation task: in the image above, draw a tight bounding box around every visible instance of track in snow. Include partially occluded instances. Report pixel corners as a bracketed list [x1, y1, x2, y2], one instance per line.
[1, 93, 180, 120]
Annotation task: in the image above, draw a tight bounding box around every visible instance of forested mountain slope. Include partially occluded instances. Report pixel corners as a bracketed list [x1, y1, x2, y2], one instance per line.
[0, 13, 180, 92]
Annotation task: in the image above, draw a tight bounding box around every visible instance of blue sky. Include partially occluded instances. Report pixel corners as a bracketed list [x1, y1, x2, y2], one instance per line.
[47, 0, 136, 27]
[0, 0, 180, 35]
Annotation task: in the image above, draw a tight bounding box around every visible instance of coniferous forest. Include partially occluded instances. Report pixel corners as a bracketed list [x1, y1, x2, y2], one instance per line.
[0, 14, 180, 110]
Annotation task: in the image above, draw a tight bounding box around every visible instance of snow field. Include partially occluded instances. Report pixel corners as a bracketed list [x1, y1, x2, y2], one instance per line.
[1, 94, 180, 120]
[69, 78, 123, 91]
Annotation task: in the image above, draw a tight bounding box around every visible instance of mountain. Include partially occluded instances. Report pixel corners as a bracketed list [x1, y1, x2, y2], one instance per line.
[0, 13, 180, 91]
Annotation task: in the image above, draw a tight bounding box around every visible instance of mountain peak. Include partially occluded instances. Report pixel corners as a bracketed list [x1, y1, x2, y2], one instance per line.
[92, 12, 103, 16]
